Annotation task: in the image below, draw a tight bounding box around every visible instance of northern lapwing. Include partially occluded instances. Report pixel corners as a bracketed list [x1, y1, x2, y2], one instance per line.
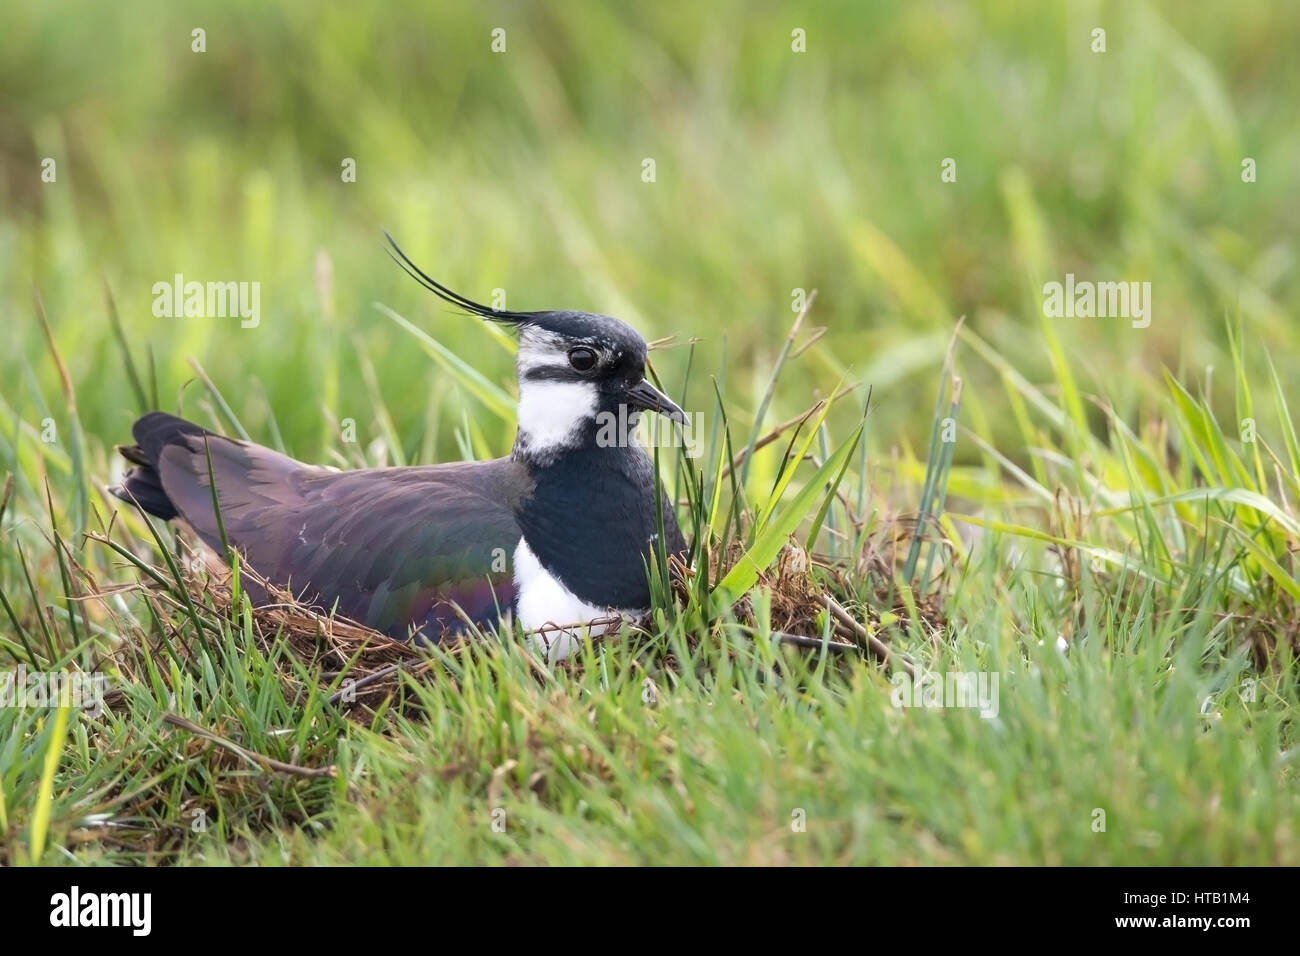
[110, 236, 689, 659]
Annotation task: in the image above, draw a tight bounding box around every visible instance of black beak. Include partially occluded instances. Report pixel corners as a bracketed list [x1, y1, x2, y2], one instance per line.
[626, 379, 688, 425]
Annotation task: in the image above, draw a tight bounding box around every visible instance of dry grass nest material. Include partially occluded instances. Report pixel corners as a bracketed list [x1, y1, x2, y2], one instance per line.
[95, 530, 947, 718]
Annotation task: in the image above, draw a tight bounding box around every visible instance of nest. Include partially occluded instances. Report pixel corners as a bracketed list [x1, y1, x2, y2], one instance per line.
[119, 544, 666, 718]
[97, 524, 945, 720]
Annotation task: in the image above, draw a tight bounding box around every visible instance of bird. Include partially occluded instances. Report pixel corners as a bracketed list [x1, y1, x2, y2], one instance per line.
[110, 235, 689, 660]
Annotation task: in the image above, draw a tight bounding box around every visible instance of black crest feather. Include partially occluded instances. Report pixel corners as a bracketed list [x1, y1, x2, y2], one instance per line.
[384, 231, 530, 323]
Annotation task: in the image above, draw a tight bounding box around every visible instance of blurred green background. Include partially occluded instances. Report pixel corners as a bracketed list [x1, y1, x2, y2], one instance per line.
[1, 0, 1296, 466]
[3, 0, 1300, 869]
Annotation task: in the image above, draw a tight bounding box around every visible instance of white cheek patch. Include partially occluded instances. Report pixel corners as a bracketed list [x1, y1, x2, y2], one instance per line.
[513, 539, 627, 662]
[516, 379, 597, 456]
[515, 329, 574, 376]
[515, 347, 567, 376]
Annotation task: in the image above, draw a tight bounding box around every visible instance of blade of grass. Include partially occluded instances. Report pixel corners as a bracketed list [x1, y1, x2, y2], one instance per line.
[28, 705, 72, 864]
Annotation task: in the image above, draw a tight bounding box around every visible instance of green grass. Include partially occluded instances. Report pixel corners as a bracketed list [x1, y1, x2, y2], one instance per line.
[1, 0, 1298, 865]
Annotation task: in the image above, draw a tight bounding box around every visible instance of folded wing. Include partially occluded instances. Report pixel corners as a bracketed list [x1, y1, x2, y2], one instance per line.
[116, 413, 524, 640]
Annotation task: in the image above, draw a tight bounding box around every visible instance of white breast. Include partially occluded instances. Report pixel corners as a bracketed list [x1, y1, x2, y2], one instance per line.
[513, 538, 630, 662]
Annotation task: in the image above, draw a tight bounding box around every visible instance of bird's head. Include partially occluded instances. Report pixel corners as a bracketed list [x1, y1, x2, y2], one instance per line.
[387, 234, 686, 464]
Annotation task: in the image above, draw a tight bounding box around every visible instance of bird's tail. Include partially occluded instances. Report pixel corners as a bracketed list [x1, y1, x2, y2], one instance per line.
[109, 412, 210, 520]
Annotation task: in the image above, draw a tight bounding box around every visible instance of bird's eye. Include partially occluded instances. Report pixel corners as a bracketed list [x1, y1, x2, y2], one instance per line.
[568, 347, 598, 372]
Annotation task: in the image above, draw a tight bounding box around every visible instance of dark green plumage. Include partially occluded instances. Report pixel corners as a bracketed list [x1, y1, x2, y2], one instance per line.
[114, 412, 525, 640]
